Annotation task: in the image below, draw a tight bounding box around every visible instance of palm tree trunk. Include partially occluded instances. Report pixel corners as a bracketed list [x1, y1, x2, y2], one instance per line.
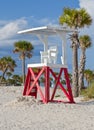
[0, 65, 8, 83]
[22, 57, 25, 85]
[72, 44, 79, 97]
[71, 32, 79, 97]
[79, 48, 86, 93]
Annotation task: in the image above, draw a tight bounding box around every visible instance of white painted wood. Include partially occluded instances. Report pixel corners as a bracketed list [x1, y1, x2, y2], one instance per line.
[40, 46, 58, 64]
[62, 34, 67, 65]
[36, 34, 48, 51]
[61, 56, 64, 64]
[18, 26, 76, 68]
[18, 26, 76, 35]
[27, 63, 67, 69]
[48, 46, 58, 64]
[40, 51, 50, 63]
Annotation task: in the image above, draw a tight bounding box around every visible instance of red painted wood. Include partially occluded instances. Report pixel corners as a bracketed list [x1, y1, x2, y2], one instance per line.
[45, 67, 50, 103]
[27, 68, 44, 95]
[50, 68, 63, 100]
[23, 66, 74, 103]
[64, 68, 75, 103]
[29, 87, 37, 98]
[50, 68, 70, 101]
[23, 69, 31, 95]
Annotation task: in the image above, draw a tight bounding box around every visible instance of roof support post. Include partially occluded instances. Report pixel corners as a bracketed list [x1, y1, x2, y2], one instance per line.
[37, 34, 48, 52]
[62, 33, 67, 65]
[56, 31, 67, 65]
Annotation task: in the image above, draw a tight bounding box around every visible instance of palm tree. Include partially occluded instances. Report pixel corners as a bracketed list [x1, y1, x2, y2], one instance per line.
[6, 72, 12, 80]
[13, 40, 34, 84]
[0, 56, 16, 83]
[59, 8, 92, 97]
[79, 35, 92, 93]
[12, 74, 22, 86]
[84, 69, 94, 87]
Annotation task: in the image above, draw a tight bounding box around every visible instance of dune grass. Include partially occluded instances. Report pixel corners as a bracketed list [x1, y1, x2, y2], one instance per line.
[81, 82, 94, 99]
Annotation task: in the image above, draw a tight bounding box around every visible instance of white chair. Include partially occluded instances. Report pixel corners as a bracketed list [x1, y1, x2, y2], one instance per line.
[40, 46, 58, 64]
[40, 51, 50, 64]
[48, 46, 58, 64]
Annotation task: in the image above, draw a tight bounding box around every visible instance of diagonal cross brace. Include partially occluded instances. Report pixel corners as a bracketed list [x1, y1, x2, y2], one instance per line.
[50, 68, 71, 102]
[23, 69, 31, 95]
[63, 68, 74, 103]
[27, 67, 46, 103]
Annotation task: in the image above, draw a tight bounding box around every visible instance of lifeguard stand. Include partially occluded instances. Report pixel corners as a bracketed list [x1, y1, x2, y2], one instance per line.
[18, 26, 75, 103]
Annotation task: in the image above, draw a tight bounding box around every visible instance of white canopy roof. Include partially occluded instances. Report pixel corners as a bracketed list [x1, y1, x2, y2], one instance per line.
[18, 26, 76, 65]
[18, 26, 75, 36]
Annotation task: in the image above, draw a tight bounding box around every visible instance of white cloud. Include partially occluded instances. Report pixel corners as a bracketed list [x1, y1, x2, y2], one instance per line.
[0, 39, 17, 47]
[0, 20, 8, 26]
[36, 18, 57, 26]
[79, 0, 94, 70]
[25, 16, 58, 27]
[79, 0, 94, 36]
[0, 18, 27, 44]
[79, 0, 94, 18]
[0, 16, 58, 47]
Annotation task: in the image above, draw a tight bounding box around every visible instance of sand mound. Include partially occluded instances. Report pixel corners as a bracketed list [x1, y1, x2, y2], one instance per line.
[0, 86, 94, 130]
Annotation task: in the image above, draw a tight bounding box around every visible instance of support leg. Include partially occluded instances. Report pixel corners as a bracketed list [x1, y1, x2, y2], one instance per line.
[45, 67, 50, 103]
[64, 68, 75, 103]
[50, 68, 63, 101]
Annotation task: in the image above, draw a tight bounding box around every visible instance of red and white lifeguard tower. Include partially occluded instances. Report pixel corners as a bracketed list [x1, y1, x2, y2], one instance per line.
[18, 26, 75, 103]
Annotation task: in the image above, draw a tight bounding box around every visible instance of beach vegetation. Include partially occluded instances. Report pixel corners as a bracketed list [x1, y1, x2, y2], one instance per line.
[13, 40, 34, 84]
[59, 8, 92, 97]
[81, 81, 94, 99]
[0, 56, 17, 84]
[55, 94, 61, 98]
[79, 35, 92, 93]
[84, 69, 94, 87]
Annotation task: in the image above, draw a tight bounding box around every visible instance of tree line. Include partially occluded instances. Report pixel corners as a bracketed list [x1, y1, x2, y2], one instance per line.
[0, 40, 34, 86]
[0, 7, 93, 98]
[59, 7, 93, 97]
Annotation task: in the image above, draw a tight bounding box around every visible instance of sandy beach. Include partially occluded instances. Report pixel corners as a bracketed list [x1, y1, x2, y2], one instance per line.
[0, 86, 94, 130]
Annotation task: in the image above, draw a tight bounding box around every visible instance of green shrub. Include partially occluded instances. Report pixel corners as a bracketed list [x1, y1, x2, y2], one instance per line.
[55, 95, 61, 98]
[81, 82, 94, 99]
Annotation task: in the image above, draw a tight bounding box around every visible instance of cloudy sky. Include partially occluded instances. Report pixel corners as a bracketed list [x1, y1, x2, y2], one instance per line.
[0, 0, 94, 75]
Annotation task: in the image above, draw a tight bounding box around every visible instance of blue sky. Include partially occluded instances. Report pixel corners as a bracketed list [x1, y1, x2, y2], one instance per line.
[0, 0, 94, 75]
[0, 0, 79, 19]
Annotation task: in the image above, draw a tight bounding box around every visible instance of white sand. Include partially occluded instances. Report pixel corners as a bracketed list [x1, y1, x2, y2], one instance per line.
[0, 86, 94, 130]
